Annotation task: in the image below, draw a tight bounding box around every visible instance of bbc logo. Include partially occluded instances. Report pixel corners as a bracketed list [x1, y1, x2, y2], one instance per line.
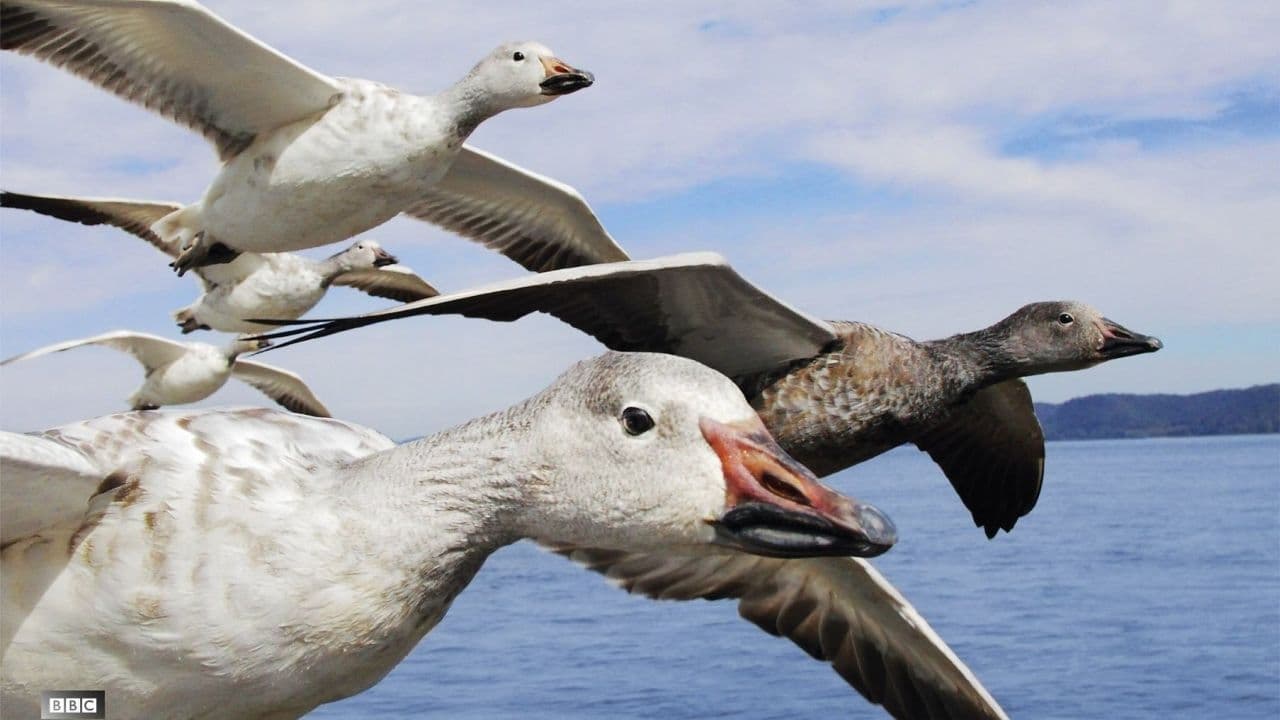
[41, 690, 105, 719]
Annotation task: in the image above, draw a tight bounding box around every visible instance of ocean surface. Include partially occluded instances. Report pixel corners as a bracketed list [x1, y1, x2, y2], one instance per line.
[309, 434, 1280, 719]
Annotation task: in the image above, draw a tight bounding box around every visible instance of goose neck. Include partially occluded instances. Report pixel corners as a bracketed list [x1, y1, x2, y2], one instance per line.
[341, 408, 535, 560]
[926, 327, 1022, 392]
[435, 77, 502, 141]
[315, 255, 349, 287]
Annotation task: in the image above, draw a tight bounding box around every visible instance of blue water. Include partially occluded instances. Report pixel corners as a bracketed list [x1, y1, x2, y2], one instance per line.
[310, 435, 1280, 718]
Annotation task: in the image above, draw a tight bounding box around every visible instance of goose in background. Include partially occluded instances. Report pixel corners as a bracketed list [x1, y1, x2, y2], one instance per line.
[1, 0, 611, 273]
[1, 191, 440, 334]
[257, 253, 1162, 537]
[0, 352, 1004, 720]
[1, 330, 329, 416]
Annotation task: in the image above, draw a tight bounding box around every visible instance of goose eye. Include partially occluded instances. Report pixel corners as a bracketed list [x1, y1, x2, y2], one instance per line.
[620, 406, 655, 436]
[512, 51, 525, 62]
[1058, 313, 1074, 325]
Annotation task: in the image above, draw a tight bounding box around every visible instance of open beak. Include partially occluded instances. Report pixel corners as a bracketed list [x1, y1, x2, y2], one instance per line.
[1098, 318, 1163, 359]
[372, 248, 398, 268]
[701, 417, 896, 559]
[539, 55, 594, 96]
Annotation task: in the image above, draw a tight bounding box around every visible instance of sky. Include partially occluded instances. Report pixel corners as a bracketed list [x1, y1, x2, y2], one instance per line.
[1, 0, 1278, 439]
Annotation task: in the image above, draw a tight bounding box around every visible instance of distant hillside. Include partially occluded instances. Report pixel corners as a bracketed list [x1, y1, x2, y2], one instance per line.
[1034, 384, 1279, 440]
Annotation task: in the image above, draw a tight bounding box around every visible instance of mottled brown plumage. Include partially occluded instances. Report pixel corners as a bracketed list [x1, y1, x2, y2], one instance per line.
[251, 257, 1163, 538]
[741, 303, 1162, 537]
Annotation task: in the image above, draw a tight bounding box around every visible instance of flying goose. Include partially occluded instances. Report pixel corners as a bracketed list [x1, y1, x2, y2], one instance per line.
[1, 190, 440, 333]
[256, 253, 1163, 537]
[0, 352, 1006, 720]
[1, 0, 621, 273]
[0, 330, 329, 416]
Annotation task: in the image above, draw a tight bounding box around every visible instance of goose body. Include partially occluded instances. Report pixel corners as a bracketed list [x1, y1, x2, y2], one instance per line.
[174, 251, 332, 333]
[0, 331, 330, 416]
[260, 254, 1163, 536]
[1, 0, 607, 273]
[169, 246, 438, 333]
[1, 191, 439, 333]
[0, 352, 982, 720]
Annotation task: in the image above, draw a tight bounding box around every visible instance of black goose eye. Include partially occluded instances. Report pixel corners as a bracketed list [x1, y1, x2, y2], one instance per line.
[512, 51, 525, 62]
[620, 406, 655, 436]
[1058, 313, 1074, 325]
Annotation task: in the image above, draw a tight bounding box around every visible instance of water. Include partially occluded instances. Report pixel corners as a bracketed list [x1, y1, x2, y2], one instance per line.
[309, 435, 1280, 718]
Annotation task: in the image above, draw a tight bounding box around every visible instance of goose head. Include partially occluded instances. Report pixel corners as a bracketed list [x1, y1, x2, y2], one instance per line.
[519, 352, 896, 558]
[465, 41, 594, 109]
[994, 301, 1163, 374]
[226, 336, 270, 358]
[327, 240, 398, 272]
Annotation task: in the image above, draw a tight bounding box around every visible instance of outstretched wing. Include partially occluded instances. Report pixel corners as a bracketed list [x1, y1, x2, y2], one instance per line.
[403, 145, 630, 271]
[551, 545, 1008, 720]
[2, 0, 343, 159]
[0, 431, 106, 546]
[915, 379, 1045, 538]
[1, 330, 189, 373]
[231, 359, 331, 417]
[330, 265, 441, 303]
[1, 190, 183, 257]
[255, 253, 837, 380]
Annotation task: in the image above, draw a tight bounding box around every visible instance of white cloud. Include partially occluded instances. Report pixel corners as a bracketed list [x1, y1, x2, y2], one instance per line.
[2, 0, 1277, 436]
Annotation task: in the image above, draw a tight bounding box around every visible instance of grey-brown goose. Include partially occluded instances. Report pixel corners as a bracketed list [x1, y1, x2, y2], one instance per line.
[256, 253, 1163, 537]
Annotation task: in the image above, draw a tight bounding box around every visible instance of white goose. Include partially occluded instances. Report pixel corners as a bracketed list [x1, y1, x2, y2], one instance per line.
[1, 0, 621, 273]
[0, 352, 992, 720]
[0, 330, 329, 416]
[1, 191, 441, 334]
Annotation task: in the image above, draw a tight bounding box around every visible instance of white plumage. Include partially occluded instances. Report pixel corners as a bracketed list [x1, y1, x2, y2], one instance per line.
[0, 191, 441, 334]
[0, 331, 330, 416]
[2, 0, 615, 273]
[0, 352, 1002, 720]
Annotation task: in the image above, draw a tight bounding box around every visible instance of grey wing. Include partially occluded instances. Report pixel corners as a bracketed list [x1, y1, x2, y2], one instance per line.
[1, 190, 183, 257]
[2, 0, 343, 160]
[915, 379, 1046, 538]
[0, 431, 106, 545]
[257, 253, 838, 380]
[551, 545, 1009, 720]
[231, 359, 331, 417]
[330, 265, 441, 303]
[403, 145, 630, 271]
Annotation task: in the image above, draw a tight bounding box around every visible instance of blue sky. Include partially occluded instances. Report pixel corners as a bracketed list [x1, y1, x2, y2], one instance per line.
[2, 0, 1277, 438]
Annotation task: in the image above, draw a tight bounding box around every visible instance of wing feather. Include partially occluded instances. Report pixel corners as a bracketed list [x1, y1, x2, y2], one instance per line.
[915, 380, 1045, 538]
[0, 431, 105, 546]
[255, 254, 837, 380]
[404, 145, 630, 271]
[549, 545, 1008, 720]
[1, 330, 189, 372]
[2, 0, 343, 159]
[230, 359, 330, 417]
[329, 265, 440, 303]
[1, 190, 183, 257]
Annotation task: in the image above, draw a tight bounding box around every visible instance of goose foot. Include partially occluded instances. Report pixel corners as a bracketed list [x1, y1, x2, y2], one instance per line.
[177, 317, 212, 334]
[170, 234, 241, 276]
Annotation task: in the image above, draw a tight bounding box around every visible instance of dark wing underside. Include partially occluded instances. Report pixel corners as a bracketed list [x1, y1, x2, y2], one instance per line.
[549, 544, 1009, 720]
[915, 379, 1045, 538]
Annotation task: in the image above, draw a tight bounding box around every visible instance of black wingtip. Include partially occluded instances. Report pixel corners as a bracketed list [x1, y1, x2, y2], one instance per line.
[246, 316, 343, 327]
